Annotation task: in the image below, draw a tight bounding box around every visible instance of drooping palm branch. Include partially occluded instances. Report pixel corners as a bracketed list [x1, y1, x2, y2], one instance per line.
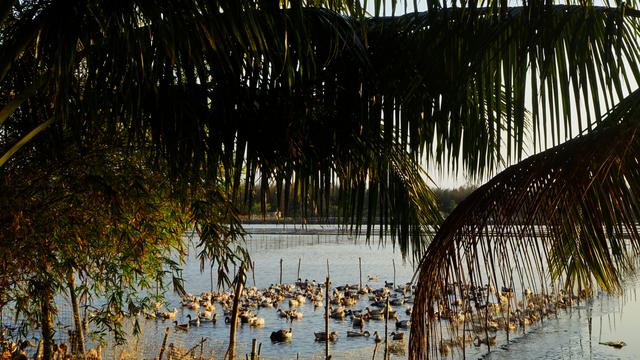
[409, 87, 640, 358]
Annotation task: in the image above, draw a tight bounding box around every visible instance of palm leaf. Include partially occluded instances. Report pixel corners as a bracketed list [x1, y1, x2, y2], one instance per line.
[409, 89, 640, 358]
[4, 1, 640, 269]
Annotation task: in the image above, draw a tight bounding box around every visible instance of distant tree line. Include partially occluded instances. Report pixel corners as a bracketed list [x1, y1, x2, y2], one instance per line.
[431, 185, 478, 215]
[239, 184, 477, 222]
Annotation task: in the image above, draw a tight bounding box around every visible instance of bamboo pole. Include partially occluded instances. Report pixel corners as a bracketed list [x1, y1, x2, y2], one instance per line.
[279, 258, 283, 284]
[252, 261, 256, 288]
[158, 327, 170, 360]
[372, 342, 379, 360]
[210, 264, 214, 292]
[325, 276, 330, 360]
[297, 258, 301, 280]
[392, 259, 396, 289]
[66, 271, 86, 357]
[384, 296, 390, 360]
[359, 257, 362, 290]
[326, 259, 329, 278]
[250, 339, 257, 360]
[227, 265, 246, 360]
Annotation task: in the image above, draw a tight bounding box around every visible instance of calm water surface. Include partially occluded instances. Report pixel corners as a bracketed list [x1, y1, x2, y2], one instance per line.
[5, 224, 640, 359]
[155, 225, 640, 359]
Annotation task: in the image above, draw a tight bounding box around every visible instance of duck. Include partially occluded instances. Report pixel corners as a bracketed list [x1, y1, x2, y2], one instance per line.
[373, 331, 382, 343]
[329, 308, 345, 320]
[390, 296, 405, 306]
[366, 307, 384, 320]
[341, 297, 357, 307]
[276, 309, 289, 318]
[173, 320, 189, 331]
[260, 299, 274, 308]
[199, 312, 218, 324]
[352, 315, 366, 328]
[405, 307, 413, 316]
[314, 331, 338, 342]
[386, 309, 398, 320]
[186, 314, 200, 327]
[396, 319, 411, 329]
[198, 310, 213, 320]
[289, 298, 300, 308]
[158, 308, 178, 320]
[224, 316, 233, 325]
[347, 330, 371, 337]
[599, 340, 626, 349]
[202, 300, 216, 312]
[144, 311, 156, 320]
[286, 309, 304, 320]
[390, 331, 404, 341]
[270, 328, 293, 342]
[388, 339, 406, 355]
[473, 335, 497, 347]
[248, 316, 265, 327]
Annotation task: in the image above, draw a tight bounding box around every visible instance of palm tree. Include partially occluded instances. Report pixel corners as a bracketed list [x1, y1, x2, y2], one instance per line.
[3, 1, 640, 359]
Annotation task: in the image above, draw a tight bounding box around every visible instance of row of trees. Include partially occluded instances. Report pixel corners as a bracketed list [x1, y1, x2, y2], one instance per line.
[3, 1, 640, 359]
[239, 184, 477, 219]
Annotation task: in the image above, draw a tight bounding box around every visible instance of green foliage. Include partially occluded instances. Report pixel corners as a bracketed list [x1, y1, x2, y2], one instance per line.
[0, 136, 246, 344]
[432, 185, 477, 215]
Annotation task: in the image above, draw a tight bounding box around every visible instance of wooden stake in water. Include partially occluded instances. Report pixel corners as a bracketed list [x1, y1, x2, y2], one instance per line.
[325, 276, 330, 360]
[210, 264, 214, 292]
[384, 296, 390, 360]
[297, 258, 301, 280]
[252, 261, 256, 288]
[279, 258, 283, 284]
[392, 259, 396, 289]
[158, 327, 169, 360]
[359, 257, 362, 290]
[251, 339, 257, 360]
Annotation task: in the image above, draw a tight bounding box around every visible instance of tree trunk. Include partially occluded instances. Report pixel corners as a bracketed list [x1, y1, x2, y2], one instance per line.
[40, 287, 54, 360]
[227, 265, 245, 360]
[67, 270, 86, 358]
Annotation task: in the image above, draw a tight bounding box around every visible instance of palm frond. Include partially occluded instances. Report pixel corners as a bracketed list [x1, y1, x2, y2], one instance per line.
[409, 90, 640, 358]
[363, 4, 640, 179]
[4, 1, 640, 262]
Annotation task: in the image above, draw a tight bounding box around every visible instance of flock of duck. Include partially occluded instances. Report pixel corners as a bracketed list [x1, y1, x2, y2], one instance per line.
[0, 278, 591, 359]
[139, 279, 593, 357]
[148, 276, 415, 354]
[431, 284, 591, 356]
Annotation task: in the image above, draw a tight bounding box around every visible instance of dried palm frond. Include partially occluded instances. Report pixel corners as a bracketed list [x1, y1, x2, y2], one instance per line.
[409, 89, 640, 358]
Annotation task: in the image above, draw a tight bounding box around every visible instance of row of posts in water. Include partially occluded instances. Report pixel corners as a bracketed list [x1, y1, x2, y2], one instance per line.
[214, 257, 400, 360]
[215, 256, 398, 294]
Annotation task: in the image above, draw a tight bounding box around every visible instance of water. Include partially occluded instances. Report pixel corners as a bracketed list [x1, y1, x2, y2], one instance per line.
[150, 224, 418, 359]
[484, 288, 640, 360]
[4, 224, 640, 359]
[157, 224, 640, 359]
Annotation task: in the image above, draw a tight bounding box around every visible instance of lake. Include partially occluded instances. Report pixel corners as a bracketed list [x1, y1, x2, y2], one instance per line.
[4, 224, 640, 359]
